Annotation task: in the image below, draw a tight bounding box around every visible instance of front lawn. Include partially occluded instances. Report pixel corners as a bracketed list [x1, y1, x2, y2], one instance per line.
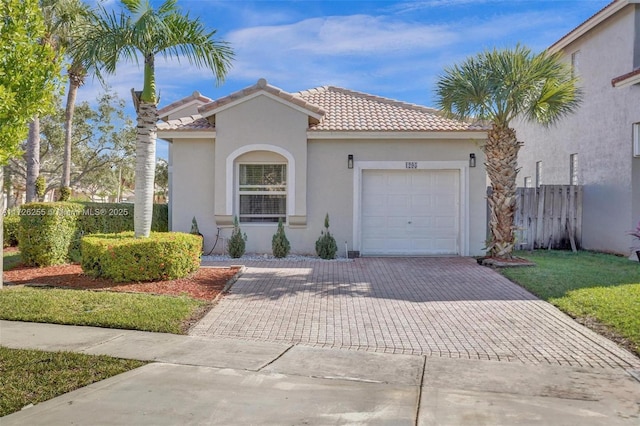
[0, 287, 207, 334]
[502, 250, 640, 354]
[0, 346, 146, 417]
[3, 249, 21, 271]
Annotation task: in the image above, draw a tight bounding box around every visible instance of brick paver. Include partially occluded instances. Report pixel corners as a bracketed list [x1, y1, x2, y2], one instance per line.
[193, 257, 640, 369]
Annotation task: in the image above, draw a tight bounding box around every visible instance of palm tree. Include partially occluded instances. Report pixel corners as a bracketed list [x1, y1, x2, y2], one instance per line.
[76, 0, 233, 237]
[54, 0, 97, 200]
[435, 45, 581, 259]
[25, 0, 88, 202]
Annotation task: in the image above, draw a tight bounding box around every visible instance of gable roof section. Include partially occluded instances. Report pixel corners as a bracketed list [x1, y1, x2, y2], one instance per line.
[549, 0, 639, 53]
[198, 78, 326, 122]
[157, 91, 213, 121]
[295, 86, 485, 132]
[158, 79, 485, 136]
[157, 115, 213, 131]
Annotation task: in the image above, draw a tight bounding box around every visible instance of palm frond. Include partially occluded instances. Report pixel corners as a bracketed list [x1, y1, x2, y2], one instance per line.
[435, 44, 581, 128]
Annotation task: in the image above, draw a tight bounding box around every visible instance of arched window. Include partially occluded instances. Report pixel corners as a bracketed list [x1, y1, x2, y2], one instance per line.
[226, 144, 296, 222]
[238, 163, 287, 223]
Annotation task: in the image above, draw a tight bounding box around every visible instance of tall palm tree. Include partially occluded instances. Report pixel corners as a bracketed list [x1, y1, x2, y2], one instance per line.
[26, 0, 87, 202]
[76, 0, 233, 237]
[435, 45, 581, 259]
[54, 0, 97, 199]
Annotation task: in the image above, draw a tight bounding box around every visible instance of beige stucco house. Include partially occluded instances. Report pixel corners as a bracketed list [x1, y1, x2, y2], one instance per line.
[157, 79, 487, 257]
[514, 0, 640, 256]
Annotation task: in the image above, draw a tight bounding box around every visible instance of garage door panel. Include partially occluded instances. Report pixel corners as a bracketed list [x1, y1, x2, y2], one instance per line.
[411, 194, 431, 209]
[387, 195, 410, 214]
[386, 173, 410, 188]
[361, 169, 459, 256]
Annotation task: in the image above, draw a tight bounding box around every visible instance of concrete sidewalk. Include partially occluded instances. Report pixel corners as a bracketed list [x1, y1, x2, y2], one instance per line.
[2, 320, 640, 425]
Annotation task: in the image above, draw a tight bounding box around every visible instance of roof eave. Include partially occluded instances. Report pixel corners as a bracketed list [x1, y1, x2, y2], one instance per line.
[306, 130, 488, 140]
[157, 130, 216, 141]
[612, 70, 640, 87]
[200, 90, 325, 121]
[157, 91, 213, 121]
[548, 0, 638, 53]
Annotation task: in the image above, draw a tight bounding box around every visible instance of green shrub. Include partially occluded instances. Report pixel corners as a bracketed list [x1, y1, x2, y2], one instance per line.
[315, 213, 338, 260]
[58, 186, 71, 201]
[18, 202, 85, 266]
[3, 211, 20, 247]
[227, 216, 246, 259]
[75, 203, 168, 235]
[81, 232, 201, 282]
[272, 218, 290, 258]
[35, 176, 46, 201]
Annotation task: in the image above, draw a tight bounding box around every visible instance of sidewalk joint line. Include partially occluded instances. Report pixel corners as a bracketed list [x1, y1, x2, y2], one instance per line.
[414, 355, 427, 426]
[256, 344, 294, 371]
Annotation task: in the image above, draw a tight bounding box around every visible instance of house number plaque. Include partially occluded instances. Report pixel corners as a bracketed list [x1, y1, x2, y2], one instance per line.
[405, 161, 418, 169]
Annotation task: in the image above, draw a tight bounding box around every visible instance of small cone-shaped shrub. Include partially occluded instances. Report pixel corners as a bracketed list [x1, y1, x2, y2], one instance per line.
[315, 213, 337, 260]
[228, 216, 246, 258]
[272, 218, 291, 258]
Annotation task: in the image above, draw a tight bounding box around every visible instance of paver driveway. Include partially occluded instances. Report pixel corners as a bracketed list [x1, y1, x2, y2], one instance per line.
[194, 257, 640, 369]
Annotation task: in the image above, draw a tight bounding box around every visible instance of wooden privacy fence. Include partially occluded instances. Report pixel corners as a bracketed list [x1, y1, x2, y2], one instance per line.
[511, 185, 583, 250]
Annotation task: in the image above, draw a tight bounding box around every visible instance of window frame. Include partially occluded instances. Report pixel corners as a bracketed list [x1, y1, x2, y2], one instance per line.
[236, 162, 288, 224]
[524, 177, 533, 188]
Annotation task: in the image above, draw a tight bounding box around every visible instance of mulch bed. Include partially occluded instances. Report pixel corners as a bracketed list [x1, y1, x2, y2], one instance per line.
[4, 263, 241, 301]
[477, 256, 536, 268]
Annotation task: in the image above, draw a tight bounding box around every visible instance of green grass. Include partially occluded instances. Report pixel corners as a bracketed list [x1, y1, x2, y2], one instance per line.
[502, 251, 640, 353]
[3, 249, 22, 271]
[0, 287, 207, 334]
[0, 346, 146, 417]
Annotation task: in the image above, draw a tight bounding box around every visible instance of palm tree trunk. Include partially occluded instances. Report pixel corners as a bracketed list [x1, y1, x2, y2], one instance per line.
[25, 117, 40, 203]
[63, 74, 82, 190]
[134, 101, 158, 238]
[485, 123, 521, 259]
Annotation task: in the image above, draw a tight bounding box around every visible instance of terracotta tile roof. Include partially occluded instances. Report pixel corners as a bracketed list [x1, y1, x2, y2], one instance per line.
[157, 91, 213, 117]
[198, 78, 326, 117]
[611, 67, 640, 87]
[157, 115, 214, 131]
[295, 86, 484, 132]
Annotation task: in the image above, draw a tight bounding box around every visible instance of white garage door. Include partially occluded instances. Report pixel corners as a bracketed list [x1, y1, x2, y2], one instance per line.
[361, 169, 460, 255]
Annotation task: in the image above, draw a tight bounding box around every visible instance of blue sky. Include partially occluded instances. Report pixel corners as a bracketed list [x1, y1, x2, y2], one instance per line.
[83, 0, 612, 158]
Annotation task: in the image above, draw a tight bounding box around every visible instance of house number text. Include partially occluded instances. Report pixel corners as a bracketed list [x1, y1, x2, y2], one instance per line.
[405, 162, 418, 169]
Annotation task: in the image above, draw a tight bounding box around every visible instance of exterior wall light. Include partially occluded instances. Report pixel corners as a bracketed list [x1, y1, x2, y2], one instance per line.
[469, 153, 476, 168]
[348, 154, 354, 169]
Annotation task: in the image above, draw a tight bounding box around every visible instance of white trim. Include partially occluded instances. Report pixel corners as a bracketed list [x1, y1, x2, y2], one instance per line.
[548, 0, 638, 53]
[201, 91, 324, 121]
[225, 144, 295, 217]
[159, 98, 211, 120]
[352, 160, 469, 256]
[613, 72, 640, 89]
[236, 162, 288, 224]
[157, 131, 216, 140]
[308, 131, 487, 140]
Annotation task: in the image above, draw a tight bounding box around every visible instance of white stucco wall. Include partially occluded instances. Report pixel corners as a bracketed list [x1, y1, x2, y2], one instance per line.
[515, 5, 640, 255]
[168, 138, 217, 247]
[165, 92, 487, 256]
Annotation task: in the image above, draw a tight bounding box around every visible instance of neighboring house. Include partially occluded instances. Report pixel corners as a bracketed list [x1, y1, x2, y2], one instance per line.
[515, 0, 640, 256]
[157, 79, 487, 256]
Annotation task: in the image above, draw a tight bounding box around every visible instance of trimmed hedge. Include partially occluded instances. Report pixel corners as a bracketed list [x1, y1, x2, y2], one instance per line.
[9, 202, 168, 262]
[76, 203, 168, 235]
[81, 232, 201, 282]
[18, 202, 85, 266]
[3, 210, 20, 247]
